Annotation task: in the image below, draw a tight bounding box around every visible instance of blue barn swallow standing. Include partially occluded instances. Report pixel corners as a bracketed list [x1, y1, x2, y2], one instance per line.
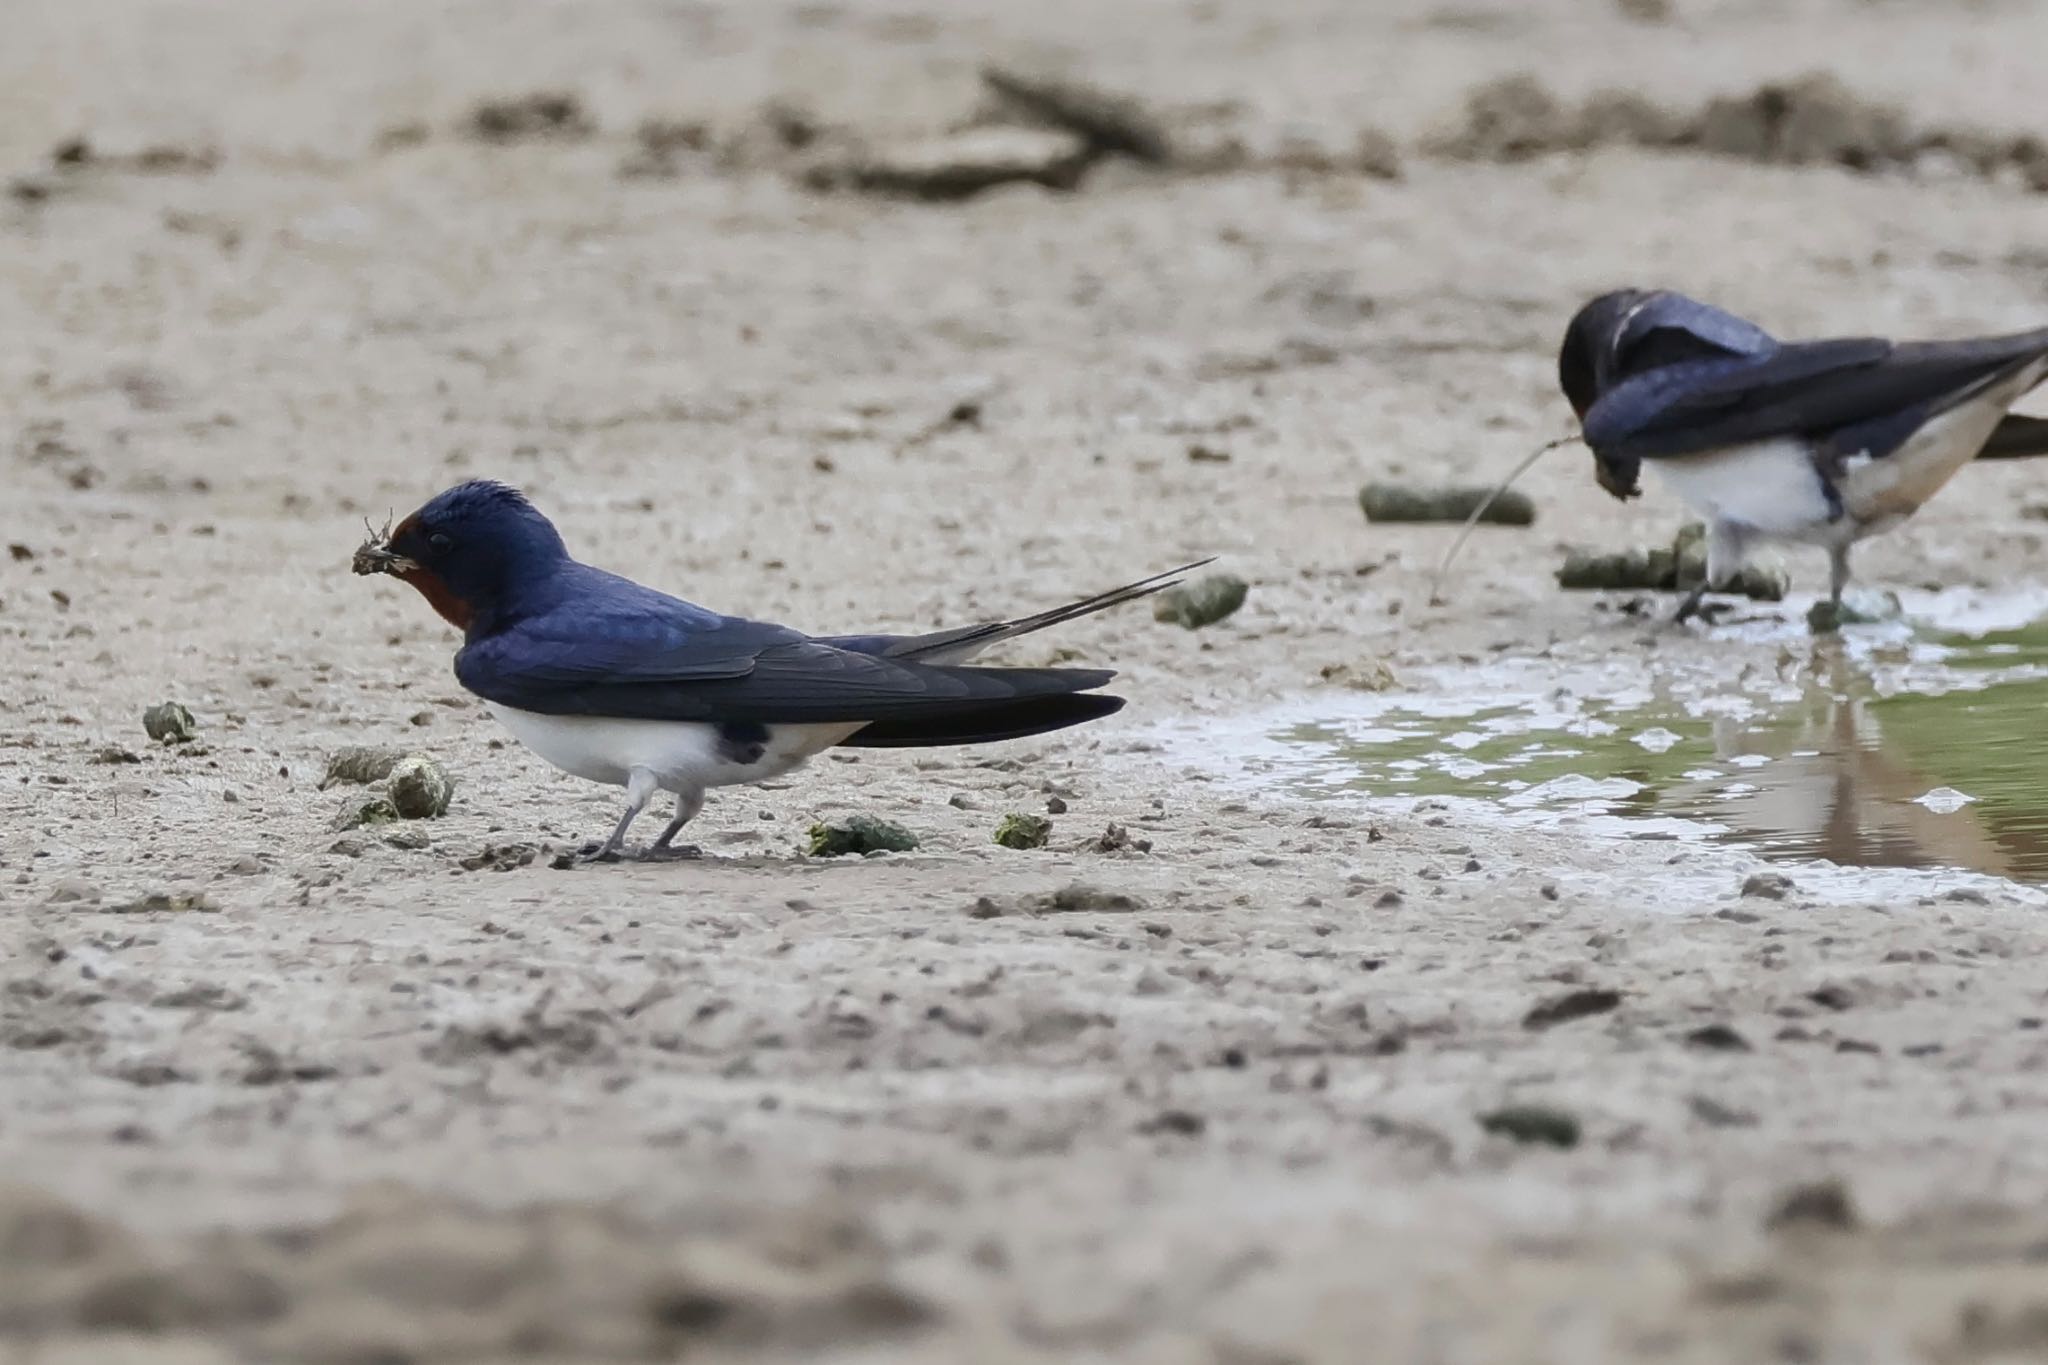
[353, 481, 1201, 861]
[1558, 290, 2048, 621]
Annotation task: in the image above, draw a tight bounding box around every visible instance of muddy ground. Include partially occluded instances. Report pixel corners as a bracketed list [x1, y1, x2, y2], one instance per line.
[9, 1, 2048, 1361]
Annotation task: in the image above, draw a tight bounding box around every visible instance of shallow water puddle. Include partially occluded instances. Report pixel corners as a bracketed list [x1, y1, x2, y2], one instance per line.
[1168, 590, 2048, 885]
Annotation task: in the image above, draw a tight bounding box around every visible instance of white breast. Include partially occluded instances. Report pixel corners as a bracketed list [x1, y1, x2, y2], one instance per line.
[1649, 437, 1838, 540]
[484, 704, 865, 793]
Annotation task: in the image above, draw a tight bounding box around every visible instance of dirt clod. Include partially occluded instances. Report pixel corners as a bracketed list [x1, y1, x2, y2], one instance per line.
[1361, 482, 1536, 526]
[1686, 1024, 1753, 1052]
[386, 755, 455, 819]
[1766, 1178, 1859, 1232]
[466, 92, 593, 142]
[141, 702, 198, 744]
[332, 795, 401, 831]
[459, 843, 539, 872]
[1560, 524, 1787, 601]
[1137, 1109, 1206, 1137]
[318, 746, 406, 789]
[1092, 823, 1151, 854]
[104, 893, 219, 915]
[973, 882, 1146, 917]
[1478, 1103, 1581, 1149]
[1152, 573, 1248, 629]
[993, 813, 1053, 849]
[806, 816, 920, 857]
[1319, 659, 1399, 691]
[1523, 988, 1622, 1030]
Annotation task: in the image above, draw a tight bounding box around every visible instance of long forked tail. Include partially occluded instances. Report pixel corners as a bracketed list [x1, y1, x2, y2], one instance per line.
[838, 690, 1126, 747]
[1980, 413, 2048, 460]
[821, 558, 1215, 665]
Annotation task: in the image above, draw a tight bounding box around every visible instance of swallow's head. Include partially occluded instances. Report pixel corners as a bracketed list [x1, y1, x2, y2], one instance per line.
[1558, 288, 1655, 418]
[353, 480, 568, 630]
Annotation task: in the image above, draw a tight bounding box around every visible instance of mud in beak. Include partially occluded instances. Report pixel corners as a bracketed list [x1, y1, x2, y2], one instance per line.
[1593, 455, 1641, 503]
[351, 520, 416, 576]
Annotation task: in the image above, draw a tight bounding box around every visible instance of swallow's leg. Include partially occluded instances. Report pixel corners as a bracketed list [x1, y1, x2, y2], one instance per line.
[1827, 544, 1852, 609]
[1671, 582, 1710, 625]
[1674, 520, 1747, 626]
[641, 787, 707, 862]
[580, 767, 660, 863]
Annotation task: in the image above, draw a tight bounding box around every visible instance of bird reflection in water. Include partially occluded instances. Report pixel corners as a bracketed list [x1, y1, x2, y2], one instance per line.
[1636, 652, 2048, 882]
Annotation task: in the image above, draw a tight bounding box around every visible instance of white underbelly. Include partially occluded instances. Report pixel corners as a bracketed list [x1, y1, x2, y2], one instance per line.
[1839, 360, 2048, 523]
[1650, 438, 1836, 540]
[484, 704, 864, 792]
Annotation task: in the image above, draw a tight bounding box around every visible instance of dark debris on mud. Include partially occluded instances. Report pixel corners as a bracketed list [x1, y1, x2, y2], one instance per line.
[1431, 70, 2048, 190]
[464, 92, 594, 143]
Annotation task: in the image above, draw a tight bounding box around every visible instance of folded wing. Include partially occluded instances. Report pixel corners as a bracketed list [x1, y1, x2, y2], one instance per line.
[1584, 330, 2048, 462]
[457, 602, 1122, 746]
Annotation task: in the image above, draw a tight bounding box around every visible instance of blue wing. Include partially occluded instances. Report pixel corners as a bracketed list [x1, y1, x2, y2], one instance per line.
[1583, 333, 2048, 461]
[454, 563, 1115, 725]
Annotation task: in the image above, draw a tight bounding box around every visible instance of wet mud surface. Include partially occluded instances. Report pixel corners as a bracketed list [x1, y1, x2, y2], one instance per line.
[1172, 593, 2048, 885]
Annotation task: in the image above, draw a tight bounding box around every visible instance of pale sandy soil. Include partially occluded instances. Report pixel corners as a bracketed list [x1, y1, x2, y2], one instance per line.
[9, 1, 2048, 1361]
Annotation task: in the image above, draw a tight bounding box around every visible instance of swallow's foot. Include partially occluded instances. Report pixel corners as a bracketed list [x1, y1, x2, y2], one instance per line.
[637, 843, 702, 863]
[1670, 585, 1736, 627]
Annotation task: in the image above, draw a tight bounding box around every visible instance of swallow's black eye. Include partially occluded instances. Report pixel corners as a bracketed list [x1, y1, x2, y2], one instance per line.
[428, 532, 453, 553]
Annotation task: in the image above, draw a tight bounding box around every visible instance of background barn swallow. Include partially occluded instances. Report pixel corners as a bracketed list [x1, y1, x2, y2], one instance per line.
[353, 481, 1202, 861]
[1558, 289, 2048, 620]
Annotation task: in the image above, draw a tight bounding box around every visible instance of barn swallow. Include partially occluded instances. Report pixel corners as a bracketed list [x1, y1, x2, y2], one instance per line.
[353, 481, 1203, 861]
[1559, 289, 2048, 621]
